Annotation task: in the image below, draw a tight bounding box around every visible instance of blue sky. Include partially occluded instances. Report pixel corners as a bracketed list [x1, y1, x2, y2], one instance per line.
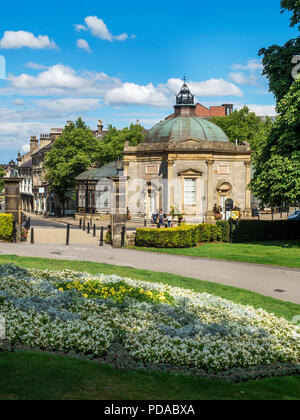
[0, 0, 298, 162]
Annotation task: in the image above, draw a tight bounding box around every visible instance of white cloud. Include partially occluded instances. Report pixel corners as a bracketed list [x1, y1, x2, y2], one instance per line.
[232, 59, 263, 72]
[25, 62, 48, 70]
[76, 16, 133, 42]
[6, 64, 121, 96]
[37, 98, 101, 113]
[166, 78, 243, 97]
[13, 98, 24, 106]
[229, 59, 264, 87]
[9, 64, 90, 90]
[77, 39, 92, 52]
[239, 104, 277, 116]
[0, 31, 57, 50]
[21, 144, 30, 153]
[105, 82, 171, 107]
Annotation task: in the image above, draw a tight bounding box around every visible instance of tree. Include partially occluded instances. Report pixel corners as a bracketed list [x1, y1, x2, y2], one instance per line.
[210, 107, 272, 151]
[97, 123, 145, 166]
[250, 79, 300, 206]
[0, 166, 5, 192]
[281, 0, 300, 29]
[259, 37, 300, 103]
[44, 118, 101, 213]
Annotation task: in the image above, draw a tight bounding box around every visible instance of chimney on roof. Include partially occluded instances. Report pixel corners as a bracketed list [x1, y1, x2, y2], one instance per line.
[40, 133, 51, 149]
[222, 104, 234, 116]
[30, 136, 38, 153]
[97, 120, 103, 134]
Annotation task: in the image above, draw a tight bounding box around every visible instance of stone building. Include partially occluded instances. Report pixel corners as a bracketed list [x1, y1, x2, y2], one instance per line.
[17, 121, 107, 216]
[76, 83, 252, 223]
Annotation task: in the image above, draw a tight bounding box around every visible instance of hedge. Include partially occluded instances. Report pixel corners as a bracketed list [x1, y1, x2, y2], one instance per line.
[0, 214, 14, 241]
[232, 220, 300, 243]
[136, 223, 224, 248]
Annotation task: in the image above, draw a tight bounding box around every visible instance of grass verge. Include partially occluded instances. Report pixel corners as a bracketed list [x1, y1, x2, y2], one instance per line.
[0, 352, 300, 400]
[134, 240, 300, 269]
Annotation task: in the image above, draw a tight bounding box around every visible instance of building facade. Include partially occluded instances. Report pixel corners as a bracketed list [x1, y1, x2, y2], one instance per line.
[76, 83, 252, 223]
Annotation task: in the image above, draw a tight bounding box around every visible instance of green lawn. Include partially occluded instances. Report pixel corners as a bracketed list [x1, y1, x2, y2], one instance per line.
[0, 255, 299, 400]
[0, 352, 300, 400]
[135, 240, 300, 269]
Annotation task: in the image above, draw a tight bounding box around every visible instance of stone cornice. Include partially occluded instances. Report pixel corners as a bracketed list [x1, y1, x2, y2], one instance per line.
[124, 140, 251, 157]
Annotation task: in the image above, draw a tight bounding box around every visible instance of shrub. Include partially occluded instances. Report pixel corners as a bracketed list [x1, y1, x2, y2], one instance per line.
[0, 214, 14, 241]
[136, 223, 224, 248]
[216, 221, 230, 242]
[198, 224, 223, 243]
[136, 226, 199, 248]
[232, 220, 300, 243]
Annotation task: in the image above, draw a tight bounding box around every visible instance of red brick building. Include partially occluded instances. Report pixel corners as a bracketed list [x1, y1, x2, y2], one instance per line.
[167, 103, 233, 119]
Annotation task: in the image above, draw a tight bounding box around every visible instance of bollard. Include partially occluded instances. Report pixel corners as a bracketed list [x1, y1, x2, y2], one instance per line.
[144, 219, 147, 227]
[66, 224, 70, 246]
[229, 218, 233, 244]
[30, 228, 34, 244]
[79, 219, 82, 230]
[100, 227, 104, 247]
[121, 226, 126, 248]
[93, 224, 96, 237]
[83, 220, 86, 232]
[87, 222, 90, 234]
[12, 221, 17, 243]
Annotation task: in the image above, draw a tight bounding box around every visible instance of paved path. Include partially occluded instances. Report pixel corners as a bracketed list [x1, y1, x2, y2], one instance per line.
[0, 243, 299, 305]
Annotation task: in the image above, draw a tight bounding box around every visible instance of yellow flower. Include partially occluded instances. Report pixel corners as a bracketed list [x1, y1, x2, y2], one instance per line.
[59, 288, 64, 292]
[83, 294, 88, 299]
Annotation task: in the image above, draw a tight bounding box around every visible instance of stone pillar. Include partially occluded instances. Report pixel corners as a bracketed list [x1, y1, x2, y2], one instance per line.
[111, 175, 128, 248]
[123, 161, 129, 210]
[206, 160, 215, 223]
[244, 161, 252, 218]
[2, 177, 22, 242]
[168, 159, 174, 212]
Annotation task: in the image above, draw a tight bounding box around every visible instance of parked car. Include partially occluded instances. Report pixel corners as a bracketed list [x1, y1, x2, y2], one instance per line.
[288, 210, 300, 220]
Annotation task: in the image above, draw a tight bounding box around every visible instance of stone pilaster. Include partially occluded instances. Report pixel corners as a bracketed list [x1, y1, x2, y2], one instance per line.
[167, 159, 174, 211]
[206, 160, 215, 223]
[244, 161, 252, 218]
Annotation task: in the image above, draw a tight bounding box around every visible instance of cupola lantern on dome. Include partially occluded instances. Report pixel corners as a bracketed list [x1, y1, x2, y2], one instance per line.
[174, 80, 196, 117]
[176, 80, 194, 105]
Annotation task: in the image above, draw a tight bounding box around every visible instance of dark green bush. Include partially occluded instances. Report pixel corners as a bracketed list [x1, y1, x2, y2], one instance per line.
[136, 226, 199, 248]
[232, 220, 300, 242]
[216, 221, 230, 242]
[136, 223, 224, 248]
[0, 214, 14, 241]
[198, 224, 223, 243]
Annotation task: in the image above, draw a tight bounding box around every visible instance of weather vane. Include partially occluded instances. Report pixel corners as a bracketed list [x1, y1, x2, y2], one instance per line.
[183, 75, 187, 83]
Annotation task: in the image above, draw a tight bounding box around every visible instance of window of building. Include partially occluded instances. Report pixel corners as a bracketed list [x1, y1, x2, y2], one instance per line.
[78, 186, 86, 208]
[184, 178, 196, 205]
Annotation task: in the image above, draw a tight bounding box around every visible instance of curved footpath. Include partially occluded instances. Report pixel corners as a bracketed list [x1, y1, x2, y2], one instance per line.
[0, 243, 299, 304]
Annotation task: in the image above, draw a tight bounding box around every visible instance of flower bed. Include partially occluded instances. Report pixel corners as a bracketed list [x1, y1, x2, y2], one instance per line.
[0, 264, 299, 377]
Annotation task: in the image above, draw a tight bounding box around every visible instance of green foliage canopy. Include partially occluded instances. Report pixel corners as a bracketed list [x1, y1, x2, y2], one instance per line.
[44, 118, 101, 202]
[250, 80, 300, 206]
[0, 166, 5, 192]
[281, 0, 300, 28]
[259, 37, 300, 103]
[210, 107, 272, 150]
[98, 123, 145, 166]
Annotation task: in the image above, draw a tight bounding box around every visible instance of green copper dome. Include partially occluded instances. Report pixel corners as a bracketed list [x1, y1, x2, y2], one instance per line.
[143, 116, 229, 144]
